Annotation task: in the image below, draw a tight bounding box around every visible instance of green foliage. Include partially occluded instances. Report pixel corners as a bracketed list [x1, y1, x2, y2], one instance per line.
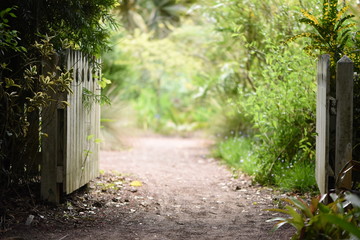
[0, 6, 26, 54]
[207, 1, 319, 192]
[115, 0, 193, 38]
[0, 35, 73, 184]
[102, 21, 219, 134]
[82, 88, 111, 111]
[0, 1, 116, 186]
[289, 0, 357, 66]
[18, 0, 117, 56]
[213, 46, 317, 191]
[267, 192, 360, 240]
[207, 0, 304, 92]
[1, 22, 73, 140]
[274, 161, 317, 193]
[213, 136, 257, 175]
[133, 87, 210, 134]
[239, 45, 316, 188]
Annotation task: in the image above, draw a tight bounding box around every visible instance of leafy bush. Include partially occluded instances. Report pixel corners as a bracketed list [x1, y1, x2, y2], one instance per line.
[210, 0, 360, 194]
[1, 32, 73, 184]
[0, 1, 116, 186]
[207, 0, 304, 94]
[239, 44, 317, 188]
[204, 0, 317, 192]
[212, 44, 317, 192]
[267, 192, 360, 240]
[289, 0, 358, 67]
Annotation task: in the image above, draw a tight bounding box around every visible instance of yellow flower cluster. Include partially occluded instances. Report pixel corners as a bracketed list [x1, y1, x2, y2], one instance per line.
[291, 0, 358, 68]
[337, 6, 349, 21]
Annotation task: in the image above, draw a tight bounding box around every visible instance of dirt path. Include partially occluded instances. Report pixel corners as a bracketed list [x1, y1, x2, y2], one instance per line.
[2, 135, 294, 240]
[97, 135, 294, 239]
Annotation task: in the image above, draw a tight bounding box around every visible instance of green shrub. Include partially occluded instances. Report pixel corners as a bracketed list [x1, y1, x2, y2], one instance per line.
[292, 0, 360, 161]
[205, 0, 318, 192]
[289, 0, 358, 67]
[0, 1, 116, 186]
[240, 44, 317, 187]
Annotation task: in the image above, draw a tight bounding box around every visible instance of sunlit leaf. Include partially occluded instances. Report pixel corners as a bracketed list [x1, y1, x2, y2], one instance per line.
[130, 181, 143, 187]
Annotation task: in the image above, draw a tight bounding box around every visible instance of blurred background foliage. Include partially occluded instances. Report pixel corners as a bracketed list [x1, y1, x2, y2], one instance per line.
[102, 0, 360, 192]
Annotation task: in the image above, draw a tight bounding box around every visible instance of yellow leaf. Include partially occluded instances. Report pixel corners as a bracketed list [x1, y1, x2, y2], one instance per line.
[130, 181, 143, 187]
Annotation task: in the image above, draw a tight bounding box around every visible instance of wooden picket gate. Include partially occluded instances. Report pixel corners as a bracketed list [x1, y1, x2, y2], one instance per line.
[41, 50, 100, 203]
[316, 54, 355, 195]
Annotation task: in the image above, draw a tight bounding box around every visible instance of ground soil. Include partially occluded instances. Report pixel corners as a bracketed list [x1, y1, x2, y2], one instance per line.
[1, 134, 295, 240]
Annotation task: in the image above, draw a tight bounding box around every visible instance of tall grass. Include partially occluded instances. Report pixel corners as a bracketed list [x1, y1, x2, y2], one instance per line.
[214, 136, 258, 175]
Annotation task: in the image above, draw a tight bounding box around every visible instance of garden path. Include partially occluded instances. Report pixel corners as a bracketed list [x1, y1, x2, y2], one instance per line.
[3, 134, 294, 240]
[95, 134, 294, 239]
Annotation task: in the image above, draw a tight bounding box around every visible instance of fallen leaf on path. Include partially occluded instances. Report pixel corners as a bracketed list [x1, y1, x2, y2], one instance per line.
[130, 181, 143, 187]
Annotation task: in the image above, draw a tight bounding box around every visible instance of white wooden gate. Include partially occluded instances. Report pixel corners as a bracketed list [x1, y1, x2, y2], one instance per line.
[316, 54, 354, 195]
[65, 50, 100, 194]
[41, 50, 100, 203]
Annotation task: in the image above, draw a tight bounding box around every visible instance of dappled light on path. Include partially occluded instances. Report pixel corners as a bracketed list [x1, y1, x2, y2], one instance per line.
[98, 135, 294, 239]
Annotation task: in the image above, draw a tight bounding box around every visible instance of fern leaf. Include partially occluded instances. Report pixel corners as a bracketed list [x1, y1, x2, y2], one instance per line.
[301, 9, 319, 25]
[335, 15, 355, 32]
[336, 5, 349, 22]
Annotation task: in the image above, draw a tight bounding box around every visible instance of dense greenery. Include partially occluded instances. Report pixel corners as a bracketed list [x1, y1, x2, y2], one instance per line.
[1, 0, 117, 56]
[207, 0, 359, 192]
[2, 0, 355, 195]
[115, 0, 196, 38]
[0, 1, 116, 188]
[202, 0, 319, 192]
[240, 46, 317, 190]
[102, 3, 220, 135]
[102, 0, 360, 193]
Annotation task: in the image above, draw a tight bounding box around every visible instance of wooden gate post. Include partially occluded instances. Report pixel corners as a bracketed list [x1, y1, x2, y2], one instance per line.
[335, 56, 353, 189]
[41, 53, 65, 204]
[316, 54, 331, 195]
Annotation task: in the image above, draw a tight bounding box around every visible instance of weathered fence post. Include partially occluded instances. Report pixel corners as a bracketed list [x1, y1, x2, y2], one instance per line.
[316, 54, 331, 195]
[335, 56, 353, 189]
